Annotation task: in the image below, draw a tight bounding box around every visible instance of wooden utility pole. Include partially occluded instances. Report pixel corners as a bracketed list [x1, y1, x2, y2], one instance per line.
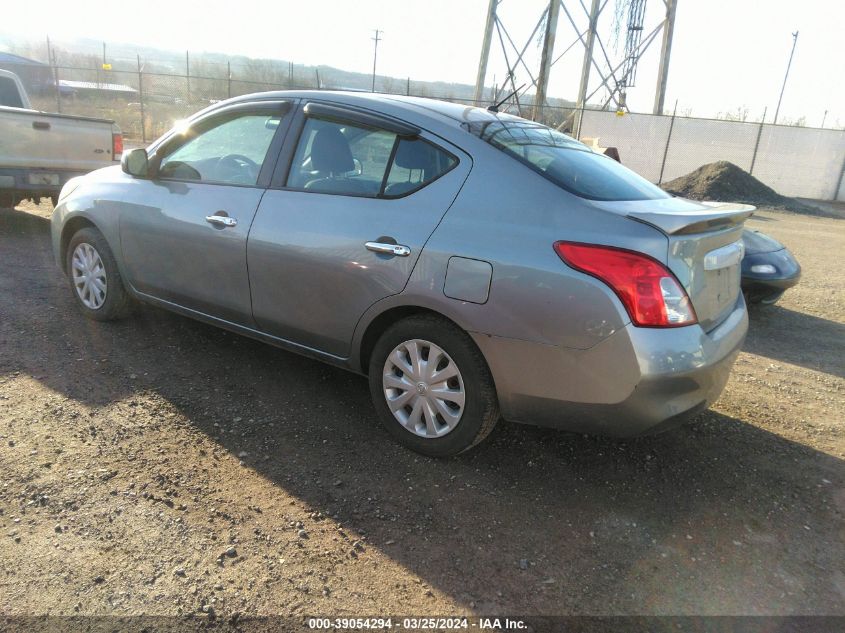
[137, 55, 146, 142]
[371, 29, 382, 92]
[773, 31, 799, 125]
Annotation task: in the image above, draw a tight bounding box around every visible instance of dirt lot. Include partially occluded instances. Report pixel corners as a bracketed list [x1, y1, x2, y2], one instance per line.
[0, 201, 843, 625]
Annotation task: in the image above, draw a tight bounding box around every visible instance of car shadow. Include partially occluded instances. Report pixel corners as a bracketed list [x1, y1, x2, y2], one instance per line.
[745, 305, 845, 379]
[2, 207, 844, 615]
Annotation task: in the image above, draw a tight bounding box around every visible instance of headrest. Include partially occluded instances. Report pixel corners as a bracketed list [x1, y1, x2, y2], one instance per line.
[393, 139, 436, 172]
[310, 126, 354, 173]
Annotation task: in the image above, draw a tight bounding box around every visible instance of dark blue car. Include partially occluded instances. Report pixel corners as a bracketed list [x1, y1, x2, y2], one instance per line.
[741, 229, 801, 305]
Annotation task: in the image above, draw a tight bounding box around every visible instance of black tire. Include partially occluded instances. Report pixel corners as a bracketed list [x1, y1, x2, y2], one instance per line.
[65, 227, 134, 321]
[745, 288, 784, 307]
[368, 314, 499, 457]
[758, 290, 785, 306]
[0, 192, 15, 209]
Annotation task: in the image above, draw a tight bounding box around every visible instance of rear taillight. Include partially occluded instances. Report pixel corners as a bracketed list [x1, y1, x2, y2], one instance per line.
[554, 241, 697, 328]
[112, 133, 123, 161]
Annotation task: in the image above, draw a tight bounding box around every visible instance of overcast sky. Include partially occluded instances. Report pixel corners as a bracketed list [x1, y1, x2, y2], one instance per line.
[1, 0, 843, 127]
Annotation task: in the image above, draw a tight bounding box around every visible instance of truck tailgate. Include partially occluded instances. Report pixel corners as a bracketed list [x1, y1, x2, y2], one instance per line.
[0, 107, 117, 172]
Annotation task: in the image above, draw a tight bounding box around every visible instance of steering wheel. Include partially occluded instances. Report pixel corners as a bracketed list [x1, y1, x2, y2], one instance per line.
[216, 154, 260, 183]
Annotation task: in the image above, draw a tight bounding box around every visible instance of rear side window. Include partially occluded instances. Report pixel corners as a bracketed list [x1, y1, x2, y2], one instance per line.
[384, 138, 457, 198]
[0, 76, 24, 108]
[287, 117, 456, 197]
[288, 118, 393, 195]
[467, 120, 669, 201]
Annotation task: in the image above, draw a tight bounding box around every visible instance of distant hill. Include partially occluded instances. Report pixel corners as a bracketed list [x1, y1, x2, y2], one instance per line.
[0, 31, 575, 111]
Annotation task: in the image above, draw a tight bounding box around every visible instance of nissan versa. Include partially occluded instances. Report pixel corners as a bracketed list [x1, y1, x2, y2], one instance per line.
[51, 92, 751, 456]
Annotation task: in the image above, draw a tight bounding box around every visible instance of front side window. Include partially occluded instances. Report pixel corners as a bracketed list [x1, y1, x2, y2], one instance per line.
[158, 113, 281, 185]
[287, 117, 457, 197]
[466, 120, 669, 201]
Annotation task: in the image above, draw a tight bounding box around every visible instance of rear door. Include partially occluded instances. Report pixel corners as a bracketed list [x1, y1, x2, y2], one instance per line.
[247, 102, 471, 357]
[119, 100, 292, 326]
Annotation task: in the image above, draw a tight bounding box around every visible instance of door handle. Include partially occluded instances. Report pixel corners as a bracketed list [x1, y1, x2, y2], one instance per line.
[32, 121, 51, 131]
[365, 241, 411, 257]
[205, 214, 238, 228]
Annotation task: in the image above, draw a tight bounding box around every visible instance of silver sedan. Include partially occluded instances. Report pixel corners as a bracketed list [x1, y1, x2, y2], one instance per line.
[52, 92, 750, 456]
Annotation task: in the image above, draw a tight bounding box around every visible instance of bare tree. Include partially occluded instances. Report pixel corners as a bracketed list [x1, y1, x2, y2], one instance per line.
[716, 106, 750, 122]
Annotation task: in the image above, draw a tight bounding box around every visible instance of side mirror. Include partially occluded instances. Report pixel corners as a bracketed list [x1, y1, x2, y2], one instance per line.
[121, 148, 149, 178]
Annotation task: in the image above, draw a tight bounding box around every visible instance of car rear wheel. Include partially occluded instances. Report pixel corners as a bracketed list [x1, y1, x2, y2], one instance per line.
[368, 314, 499, 457]
[66, 227, 134, 321]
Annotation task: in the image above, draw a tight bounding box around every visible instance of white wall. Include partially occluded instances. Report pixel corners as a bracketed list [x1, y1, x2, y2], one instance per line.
[752, 126, 845, 200]
[580, 110, 845, 201]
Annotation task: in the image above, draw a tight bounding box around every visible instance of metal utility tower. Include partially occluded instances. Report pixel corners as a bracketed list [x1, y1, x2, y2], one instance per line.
[474, 0, 499, 103]
[618, 0, 647, 107]
[653, 0, 676, 114]
[473, 0, 678, 128]
[574, 0, 601, 131]
[533, 0, 562, 120]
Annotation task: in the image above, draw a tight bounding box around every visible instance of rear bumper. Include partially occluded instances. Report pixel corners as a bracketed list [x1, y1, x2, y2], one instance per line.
[0, 167, 91, 199]
[743, 274, 801, 292]
[471, 295, 748, 437]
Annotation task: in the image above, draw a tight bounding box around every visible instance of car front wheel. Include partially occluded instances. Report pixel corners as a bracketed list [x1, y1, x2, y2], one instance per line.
[368, 314, 499, 457]
[66, 227, 134, 321]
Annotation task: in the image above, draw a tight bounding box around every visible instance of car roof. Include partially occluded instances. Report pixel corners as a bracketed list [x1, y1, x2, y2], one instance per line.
[223, 90, 526, 131]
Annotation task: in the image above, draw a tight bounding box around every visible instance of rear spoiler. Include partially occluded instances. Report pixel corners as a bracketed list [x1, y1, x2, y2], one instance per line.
[627, 202, 755, 235]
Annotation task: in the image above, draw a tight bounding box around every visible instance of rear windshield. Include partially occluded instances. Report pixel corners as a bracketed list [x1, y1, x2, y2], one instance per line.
[465, 120, 669, 201]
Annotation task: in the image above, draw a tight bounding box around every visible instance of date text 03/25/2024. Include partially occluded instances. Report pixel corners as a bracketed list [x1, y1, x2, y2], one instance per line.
[307, 617, 528, 630]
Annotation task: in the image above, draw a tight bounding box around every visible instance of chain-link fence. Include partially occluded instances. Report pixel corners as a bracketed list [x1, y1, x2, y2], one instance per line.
[4, 60, 315, 141]
[6, 57, 843, 201]
[2, 58, 580, 144]
[580, 110, 845, 201]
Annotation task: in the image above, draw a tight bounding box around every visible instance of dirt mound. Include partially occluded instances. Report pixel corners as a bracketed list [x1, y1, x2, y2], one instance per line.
[662, 161, 820, 214]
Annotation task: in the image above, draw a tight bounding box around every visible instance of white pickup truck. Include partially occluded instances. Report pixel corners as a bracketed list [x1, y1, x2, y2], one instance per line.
[0, 68, 122, 207]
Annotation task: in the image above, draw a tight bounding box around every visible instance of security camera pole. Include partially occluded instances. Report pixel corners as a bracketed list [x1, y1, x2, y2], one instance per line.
[371, 29, 383, 93]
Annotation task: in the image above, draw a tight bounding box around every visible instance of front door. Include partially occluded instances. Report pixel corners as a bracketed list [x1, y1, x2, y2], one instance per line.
[248, 105, 470, 357]
[119, 101, 291, 326]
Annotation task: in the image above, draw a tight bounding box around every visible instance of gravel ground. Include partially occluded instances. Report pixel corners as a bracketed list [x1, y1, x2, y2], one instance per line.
[0, 201, 843, 624]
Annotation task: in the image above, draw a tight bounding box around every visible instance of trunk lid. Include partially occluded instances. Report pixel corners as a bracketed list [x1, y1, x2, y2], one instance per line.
[592, 197, 754, 331]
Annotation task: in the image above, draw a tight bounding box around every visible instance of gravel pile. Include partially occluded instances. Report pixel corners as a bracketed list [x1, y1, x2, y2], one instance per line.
[662, 161, 822, 214]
